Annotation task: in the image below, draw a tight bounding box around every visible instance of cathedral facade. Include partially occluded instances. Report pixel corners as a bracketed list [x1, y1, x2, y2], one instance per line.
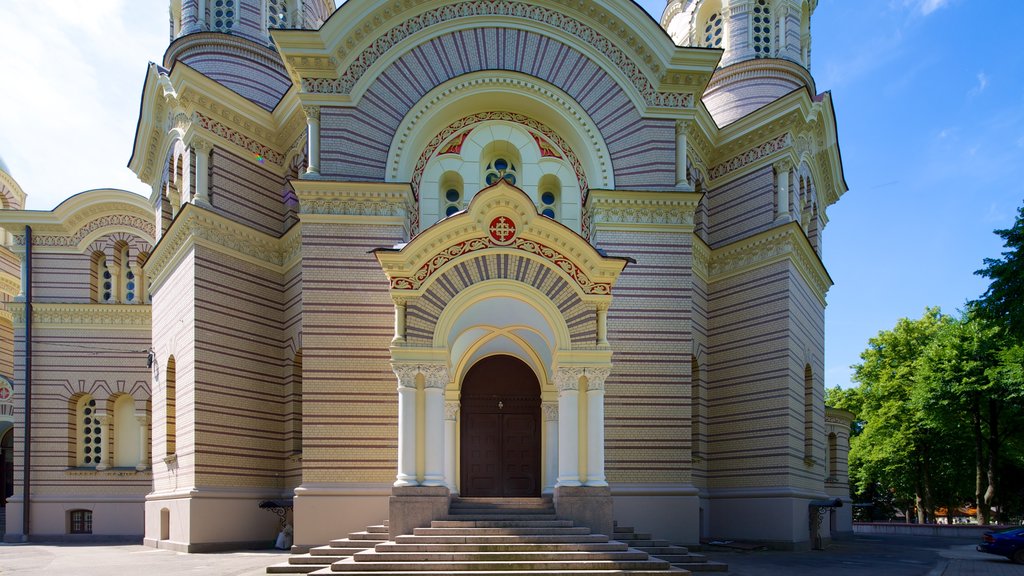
[1, 0, 853, 551]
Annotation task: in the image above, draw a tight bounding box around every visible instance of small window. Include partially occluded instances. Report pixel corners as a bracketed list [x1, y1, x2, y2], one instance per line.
[703, 12, 724, 48]
[70, 509, 93, 534]
[752, 0, 773, 57]
[485, 158, 517, 186]
[211, 0, 237, 32]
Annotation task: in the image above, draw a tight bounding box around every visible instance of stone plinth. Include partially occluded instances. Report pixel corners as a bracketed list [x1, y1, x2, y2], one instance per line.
[388, 486, 450, 539]
[554, 485, 613, 537]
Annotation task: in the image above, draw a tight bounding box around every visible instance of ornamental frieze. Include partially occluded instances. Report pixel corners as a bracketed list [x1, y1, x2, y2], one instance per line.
[303, 1, 693, 109]
[10, 303, 151, 328]
[194, 112, 285, 167]
[390, 234, 612, 296]
[709, 133, 792, 181]
[15, 214, 155, 248]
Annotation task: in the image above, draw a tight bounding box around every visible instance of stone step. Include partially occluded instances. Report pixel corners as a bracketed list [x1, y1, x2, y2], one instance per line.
[615, 539, 669, 547]
[310, 545, 367, 556]
[396, 534, 612, 545]
[672, 560, 728, 572]
[309, 571, 688, 576]
[347, 531, 391, 541]
[352, 550, 651, 562]
[444, 513, 560, 521]
[375, 542, 630, 553]
[431, 519, 574, 528]
[366, 525, 389, 533]
[328, 538, 382, 547]
[289, 554, 343, 565]
[414, 526, 594, 536]
[266, 563, 318, 574]
[329, 558, 674, 572]
[307, 565, 684, 569]
[633, 546, 691, 555]
[616, 532, 653, 540]
[450, 497, 552, 505]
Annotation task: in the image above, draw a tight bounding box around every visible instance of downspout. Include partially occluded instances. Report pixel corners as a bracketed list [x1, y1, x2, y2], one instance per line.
[21, 225, 32, 542]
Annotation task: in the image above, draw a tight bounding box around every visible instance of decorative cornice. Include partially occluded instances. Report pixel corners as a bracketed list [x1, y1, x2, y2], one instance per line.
[11, 303, 151, 329]
[195, 112, 285, 167]
[294, 181, 414, 221]
[587, 190, 701, 231]
[16, 214, 156, 249]
[692, 237, 710, 282]
[146, 204, 292, 293]
[302, 1, 693, 109]
[709, 133, 792, 181]
[708, 222, 831, 306]
[0, 272, 20, 299]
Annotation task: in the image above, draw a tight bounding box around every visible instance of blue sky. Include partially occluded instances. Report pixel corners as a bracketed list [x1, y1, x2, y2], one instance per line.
[1, 0, 1021, 389]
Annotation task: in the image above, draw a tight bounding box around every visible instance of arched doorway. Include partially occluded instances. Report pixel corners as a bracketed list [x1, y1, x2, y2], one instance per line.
[460, 355, 541, 497]
[1, 427, 12, 507]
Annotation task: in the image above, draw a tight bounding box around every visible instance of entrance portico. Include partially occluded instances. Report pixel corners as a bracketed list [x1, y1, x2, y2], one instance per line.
[374, 181, 628, 534]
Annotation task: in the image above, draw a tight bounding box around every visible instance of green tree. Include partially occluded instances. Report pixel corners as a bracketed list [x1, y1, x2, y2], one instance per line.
[974, 204, 1024, 340]
[849, 308, 952, 523]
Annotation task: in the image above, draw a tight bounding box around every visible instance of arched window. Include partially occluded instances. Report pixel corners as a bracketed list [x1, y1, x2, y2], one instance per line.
[90, 251, 108, 304]
[440, 172, 464, 218]
[113, 394, 144, 468]
[112, 241, 129, 304]
[268, 0, 292, 29]
[484, 156, 518, 187]
[804, 363, 814, 462]
[166, 356, 176, 456]
[537, 174, 560, 219]
[691, 355, 705, 461]
[752, 0, 773, 57]
[828, 432, 838, 480]
[210, 0, 238, 32]
[76, 396, 103, 468]
[700, 6, 725, 48]
[800, 1, 812, 67]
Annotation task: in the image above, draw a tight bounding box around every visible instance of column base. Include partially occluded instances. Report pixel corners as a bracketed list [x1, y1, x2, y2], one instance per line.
[554, 485, 612, 537]
[388, 486, 450, 539]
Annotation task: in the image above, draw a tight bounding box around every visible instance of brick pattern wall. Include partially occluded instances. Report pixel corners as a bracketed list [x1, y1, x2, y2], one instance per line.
[192, 245, 288, 489]
[299, 222, 404, 484]
[319, 28, 675, 190]
[594, 229, 694, 484]
[282, 261, 302, 489]
[707, 167, 775, 248]
[405, 253, 595, 347]
[706, 262, 792, 489]
[787, 266, 825, 489]
[209, 148, 289, 236]
[173, 36, 291, 112]
[30, 234, 152, 304]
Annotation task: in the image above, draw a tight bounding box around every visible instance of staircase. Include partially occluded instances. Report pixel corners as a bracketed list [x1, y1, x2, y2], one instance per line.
[270, 497, 689, 574]
[613, 524, 728, 573]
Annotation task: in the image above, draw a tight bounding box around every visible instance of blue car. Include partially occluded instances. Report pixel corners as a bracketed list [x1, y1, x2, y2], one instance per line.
[978, 527, 1024, 564]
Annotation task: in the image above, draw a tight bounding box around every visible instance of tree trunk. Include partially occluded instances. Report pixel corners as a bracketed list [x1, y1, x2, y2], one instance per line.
[971, 395, 989, 524]
[921, 444, 934, 523]
[985, 399, 1000, 523]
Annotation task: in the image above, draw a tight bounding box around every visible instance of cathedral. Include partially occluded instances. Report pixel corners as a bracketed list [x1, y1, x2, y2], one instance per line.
[0, 0, 854, 554]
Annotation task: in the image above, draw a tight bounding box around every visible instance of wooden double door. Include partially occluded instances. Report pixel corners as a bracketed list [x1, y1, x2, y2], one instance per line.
[460, 355, 541, 497]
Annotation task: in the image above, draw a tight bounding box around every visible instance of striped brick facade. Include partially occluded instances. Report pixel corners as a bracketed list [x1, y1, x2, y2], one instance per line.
[2, 0, 851, 552]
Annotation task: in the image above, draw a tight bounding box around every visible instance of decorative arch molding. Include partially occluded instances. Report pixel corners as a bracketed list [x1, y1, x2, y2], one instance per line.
[387, 72, 611, 192]
[299, 1, 694, 110]
[0, 190, 156, 253]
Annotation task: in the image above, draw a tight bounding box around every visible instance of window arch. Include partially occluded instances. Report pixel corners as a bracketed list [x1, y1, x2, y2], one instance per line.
[165, 356, 177, 457]
[267, 0, 294, 29]
[697, 1, 725, 48]
[112, 394, 145, 468]
[75, 395, 103, 468]
[440, 171, 464, 218]
[752, 0, 773, 58]
[481, 140, 522, 188]
[537, 174, 560, 219]
[691, 355, 705, 461]
[90, 251, 108, 304]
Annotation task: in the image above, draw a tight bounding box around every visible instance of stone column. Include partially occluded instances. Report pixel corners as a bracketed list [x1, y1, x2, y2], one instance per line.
[596, 303, 610, 347]
[444, 401, 459, 493]
[193, 138, 212, 205]
[392, 364, 418, 487]
[542, 402, 558, 494]
[774, 159, 792, 221]
[554, 367, 582, 487]
[392, 298, 407, 344]
[135, 414, 149, 471]
[675, 121, 689, 188]
[421, 365, 448, 487]
[303, 106, 320, 177]
[95, 412, 110, 471]
[585, 368, 610, 487]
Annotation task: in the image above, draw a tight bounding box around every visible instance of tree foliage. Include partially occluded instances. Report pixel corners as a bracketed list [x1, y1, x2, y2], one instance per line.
[974, 204, 1024, 340]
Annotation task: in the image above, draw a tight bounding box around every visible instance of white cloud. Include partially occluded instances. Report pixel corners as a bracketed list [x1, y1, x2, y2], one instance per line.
[969, 71, 989, 97]
[919, 0, 949, 15]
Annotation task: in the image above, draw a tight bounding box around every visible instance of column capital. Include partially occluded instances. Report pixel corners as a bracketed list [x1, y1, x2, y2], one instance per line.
[422, 364, 449, 389]
[391, 363, 419, 389]
[585, 367, 611, 391]
[303, 105, 320, 121]
[554, 367, 584, 392]
[542, 402, 559, 422]
[675, 119, 691, 135]
[773, 158, 794, 173]
[444, 401, 460, 421]
[191, 136, 213, 154]
[134, 413, 150, 426]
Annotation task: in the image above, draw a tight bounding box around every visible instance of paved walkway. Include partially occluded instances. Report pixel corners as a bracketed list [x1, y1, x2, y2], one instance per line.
[0, 534, 1020, 575]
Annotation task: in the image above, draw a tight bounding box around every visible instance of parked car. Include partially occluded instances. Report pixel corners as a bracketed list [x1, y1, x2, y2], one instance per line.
[978, 527, 1024, 563]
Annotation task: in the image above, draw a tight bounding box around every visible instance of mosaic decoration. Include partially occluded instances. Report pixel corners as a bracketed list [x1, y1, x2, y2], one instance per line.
[195, 112, 285, 167]
[390, 235, 611, 295]
[708, 133, 791, 181]
[437, 130, 471, 155]
[531, 131, 563, 159]
[301, 1, 693, 109]
[411, 111, 587, 200]
[488, 216, 517, 244]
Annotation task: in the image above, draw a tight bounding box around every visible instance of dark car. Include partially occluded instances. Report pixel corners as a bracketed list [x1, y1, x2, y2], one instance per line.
[978, 527, 1024, 563]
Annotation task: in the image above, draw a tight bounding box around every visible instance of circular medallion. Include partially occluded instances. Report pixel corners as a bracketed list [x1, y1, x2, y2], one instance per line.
[488, 216, 517, 245]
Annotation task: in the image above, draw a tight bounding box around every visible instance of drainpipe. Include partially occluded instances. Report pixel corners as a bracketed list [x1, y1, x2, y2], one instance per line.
[21, 226, 32, 542]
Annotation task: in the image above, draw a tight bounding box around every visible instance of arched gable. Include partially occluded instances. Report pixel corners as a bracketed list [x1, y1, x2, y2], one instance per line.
[317, 27, 678, 189]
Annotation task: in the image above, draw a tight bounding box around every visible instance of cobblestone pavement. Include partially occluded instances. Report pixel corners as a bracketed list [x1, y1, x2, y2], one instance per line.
[0, 534, 1021, 575]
